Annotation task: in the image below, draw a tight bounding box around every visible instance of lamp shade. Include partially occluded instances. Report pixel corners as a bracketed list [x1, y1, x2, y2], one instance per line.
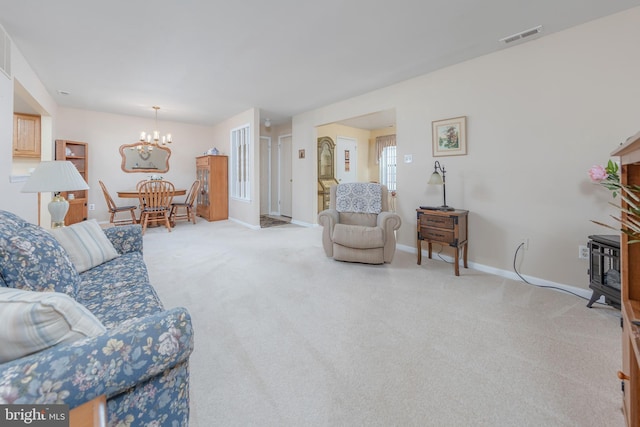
[22, 161, 89, 193]
[428, 171, 443, 185]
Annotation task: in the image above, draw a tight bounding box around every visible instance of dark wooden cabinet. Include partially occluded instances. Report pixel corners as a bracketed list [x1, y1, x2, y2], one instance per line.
[416, 208, 468, 276]
[55, 140, 88, 225]
[586, 234, 620, 309]
[196, 155, 228, 221]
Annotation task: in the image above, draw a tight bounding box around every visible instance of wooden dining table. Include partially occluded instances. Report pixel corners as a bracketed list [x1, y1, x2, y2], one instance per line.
[117, 187, 187, 228]
[116, 189, 186, 198]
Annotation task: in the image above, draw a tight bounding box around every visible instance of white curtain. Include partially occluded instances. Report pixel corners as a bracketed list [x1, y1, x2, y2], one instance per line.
[376, 134, 396, 164]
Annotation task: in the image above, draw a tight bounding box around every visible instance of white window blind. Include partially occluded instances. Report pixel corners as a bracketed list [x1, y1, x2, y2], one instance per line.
[231, 124, 251, 201]
[379, 145, 397, 191]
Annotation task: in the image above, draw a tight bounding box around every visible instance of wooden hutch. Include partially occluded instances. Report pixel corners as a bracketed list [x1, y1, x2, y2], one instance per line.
[615, 131, 640, 427]
[196, 155, 228, 221]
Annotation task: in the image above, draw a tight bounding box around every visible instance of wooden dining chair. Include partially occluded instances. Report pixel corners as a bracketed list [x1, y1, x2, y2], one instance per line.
[135, 179, 150, 221]
[170, 180, 200, 225]
[98, 180, 137, 226]
[138, 180, 175, 234]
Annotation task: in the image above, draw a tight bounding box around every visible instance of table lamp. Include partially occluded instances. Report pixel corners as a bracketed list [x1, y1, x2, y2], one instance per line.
[427, 160, 454, 211]
[22, 161, 90, 228]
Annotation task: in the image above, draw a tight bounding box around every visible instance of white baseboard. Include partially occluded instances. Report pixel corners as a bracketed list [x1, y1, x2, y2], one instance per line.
[396, 243, 601, 303]
[290, 219, 317, 228]
[229, 217, 260, 230]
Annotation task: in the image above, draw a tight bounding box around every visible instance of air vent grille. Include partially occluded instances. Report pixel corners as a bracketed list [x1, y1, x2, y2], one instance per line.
[0, 26, 11, 79]
[499, 25, 543, 44]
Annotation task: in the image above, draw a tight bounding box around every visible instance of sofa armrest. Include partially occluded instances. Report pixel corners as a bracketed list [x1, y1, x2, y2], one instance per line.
[0, 307, 193, 409]
[104, 224, 143, 254]
[318, 209, 339, 257]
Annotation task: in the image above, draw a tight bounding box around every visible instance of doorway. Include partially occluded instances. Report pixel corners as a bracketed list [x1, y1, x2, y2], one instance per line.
[259, 133, 292, 219]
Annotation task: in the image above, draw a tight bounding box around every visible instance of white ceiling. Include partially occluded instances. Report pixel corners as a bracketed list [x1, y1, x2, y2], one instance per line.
[1, 1, 639, 129]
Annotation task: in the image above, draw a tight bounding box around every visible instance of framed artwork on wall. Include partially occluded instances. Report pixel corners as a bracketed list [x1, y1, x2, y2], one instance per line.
[432, 116, 467, 157]
[298, 149, 305, 159]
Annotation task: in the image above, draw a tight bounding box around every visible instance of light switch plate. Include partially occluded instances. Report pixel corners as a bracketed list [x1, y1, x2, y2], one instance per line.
[404, 154, 413, 163]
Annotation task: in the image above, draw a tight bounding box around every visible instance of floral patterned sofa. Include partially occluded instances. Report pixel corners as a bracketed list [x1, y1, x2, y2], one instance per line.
[0, 210, 194, 426]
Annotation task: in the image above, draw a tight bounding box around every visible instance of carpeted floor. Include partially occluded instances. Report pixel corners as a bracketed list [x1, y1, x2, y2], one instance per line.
[142, 219, 623, 427]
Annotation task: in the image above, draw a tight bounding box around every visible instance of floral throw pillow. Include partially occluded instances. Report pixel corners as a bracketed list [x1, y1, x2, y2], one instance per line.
[0, 210, 80, 297]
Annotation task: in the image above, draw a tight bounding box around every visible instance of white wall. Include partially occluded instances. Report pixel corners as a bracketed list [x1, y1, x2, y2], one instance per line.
[292, 7, 640, 288]
[210, 107, 260, 227]
[0, 31, 57, 224]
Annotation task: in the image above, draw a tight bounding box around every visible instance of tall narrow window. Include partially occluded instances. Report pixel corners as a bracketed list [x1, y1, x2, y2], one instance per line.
[380, 145, 397, 191]
[231, 124, 251, 201]
[377, 134, 396, 191]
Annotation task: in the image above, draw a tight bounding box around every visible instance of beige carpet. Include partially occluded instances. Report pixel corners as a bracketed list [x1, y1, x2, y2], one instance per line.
[142, 220, 623, 427]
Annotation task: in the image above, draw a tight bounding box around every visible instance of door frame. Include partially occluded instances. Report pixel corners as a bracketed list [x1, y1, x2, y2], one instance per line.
[259, 136, 272, 215]
[278, 133, 292, 217]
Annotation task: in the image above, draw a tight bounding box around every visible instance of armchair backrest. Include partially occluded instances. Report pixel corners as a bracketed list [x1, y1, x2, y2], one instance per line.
[329, 183, 389, 227]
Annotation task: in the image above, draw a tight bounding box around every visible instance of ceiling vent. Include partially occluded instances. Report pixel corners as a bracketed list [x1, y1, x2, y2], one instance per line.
[0, 25, 11, 79]
[499, 25, 543, 44]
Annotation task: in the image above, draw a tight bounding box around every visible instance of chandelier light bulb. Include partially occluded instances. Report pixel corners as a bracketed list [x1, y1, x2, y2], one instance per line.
[138, 106, 174, 146]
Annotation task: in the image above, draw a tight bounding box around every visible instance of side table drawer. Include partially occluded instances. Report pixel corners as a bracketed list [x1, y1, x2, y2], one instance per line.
[420, 215, 454, 229]
[421, 227, 454, 244]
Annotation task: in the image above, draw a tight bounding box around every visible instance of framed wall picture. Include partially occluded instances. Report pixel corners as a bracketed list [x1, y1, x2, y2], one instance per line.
[432, 116, 467, 157]
[298, 149, 305, 159]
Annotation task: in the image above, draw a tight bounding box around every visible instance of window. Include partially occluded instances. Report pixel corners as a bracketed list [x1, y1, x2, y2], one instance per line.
[379, 145, 396, 191]
[231, 124, 251, 201]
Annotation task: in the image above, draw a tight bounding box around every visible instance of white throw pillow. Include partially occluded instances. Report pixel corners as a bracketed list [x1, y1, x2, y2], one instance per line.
[50, 219, 119, 273]
[0, 287, 106, 363]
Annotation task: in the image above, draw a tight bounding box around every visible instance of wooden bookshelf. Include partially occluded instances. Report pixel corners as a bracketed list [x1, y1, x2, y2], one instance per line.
[613, 131, 640, 427]
[55, 140, 89, 225]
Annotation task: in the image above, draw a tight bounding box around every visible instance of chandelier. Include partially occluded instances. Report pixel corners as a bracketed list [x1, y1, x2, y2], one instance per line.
[139, 106, 173, 146]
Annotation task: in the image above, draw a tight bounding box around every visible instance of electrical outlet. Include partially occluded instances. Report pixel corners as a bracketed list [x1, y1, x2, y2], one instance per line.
[579, 245, 589, 259]
[520, 238, 529, 250]
[88, 203, 95, 211]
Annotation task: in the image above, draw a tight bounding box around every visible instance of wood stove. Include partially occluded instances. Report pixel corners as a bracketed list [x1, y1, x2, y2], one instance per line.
[586, 234, 621, 309]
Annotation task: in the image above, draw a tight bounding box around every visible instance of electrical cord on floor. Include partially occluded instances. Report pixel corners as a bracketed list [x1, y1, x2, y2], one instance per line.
[435, 244, 452, 264]
[513, 242, 607, 306]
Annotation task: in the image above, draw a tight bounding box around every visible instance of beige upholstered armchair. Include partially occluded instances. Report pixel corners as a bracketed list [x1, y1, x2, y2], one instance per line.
[318, 183, 401, 264]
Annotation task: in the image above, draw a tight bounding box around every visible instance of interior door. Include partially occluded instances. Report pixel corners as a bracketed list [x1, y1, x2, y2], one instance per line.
[336, 136, 357, 184]
[279, 134, 292, 217]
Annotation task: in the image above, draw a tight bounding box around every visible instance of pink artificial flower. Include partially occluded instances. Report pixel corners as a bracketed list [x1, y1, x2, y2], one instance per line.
[589, 165, 608, 182]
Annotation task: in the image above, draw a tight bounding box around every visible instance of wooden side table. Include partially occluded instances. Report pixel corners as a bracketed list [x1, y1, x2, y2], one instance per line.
[70, 395, 107, 427]
[416, 208, 469, 276]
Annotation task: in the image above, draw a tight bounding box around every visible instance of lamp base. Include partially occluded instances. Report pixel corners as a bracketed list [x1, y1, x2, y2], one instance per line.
[48, 194, 69, 228]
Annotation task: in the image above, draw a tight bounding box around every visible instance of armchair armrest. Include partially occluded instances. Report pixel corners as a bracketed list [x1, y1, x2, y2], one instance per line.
[0, 307, 193, 409]
[104, 224, 143, 254]
[318, 209, 339, 257]
[377, 211, 402, 232]
[378, 212, 401, 263]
